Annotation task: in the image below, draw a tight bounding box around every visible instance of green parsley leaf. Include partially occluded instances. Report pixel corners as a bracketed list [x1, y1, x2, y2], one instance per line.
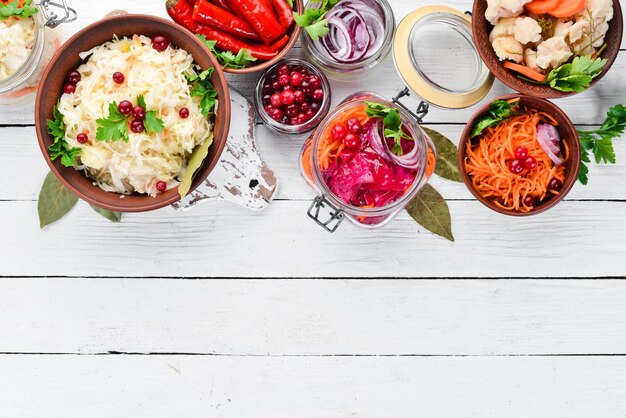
[46, 102, 81, 168]
[196, 35, 256, 69]
[137, 95, 165, 134]
[0, 0, 38, 20]
[293, 0, 340, 41]
[365, 101, 412, 156]
[186, 64, 218, 118]
[96, 102, 129, 142]
[576, 104, 626, 184]
[470, 99, 519, 138]
[546, 55, 608, 92]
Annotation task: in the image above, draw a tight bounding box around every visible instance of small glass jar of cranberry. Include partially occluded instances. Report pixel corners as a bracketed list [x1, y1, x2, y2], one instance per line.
[254, 59, 331, 134]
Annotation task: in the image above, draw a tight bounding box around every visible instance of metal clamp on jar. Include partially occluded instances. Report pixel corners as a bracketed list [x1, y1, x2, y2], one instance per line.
[0, 0, 76, 105]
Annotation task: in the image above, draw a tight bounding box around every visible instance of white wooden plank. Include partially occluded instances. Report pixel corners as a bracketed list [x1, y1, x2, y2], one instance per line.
[1, 200, 625, 277]
[0, 355, 625, 417]
[3, 124, 626, 202]
[1, 278, 626, 355]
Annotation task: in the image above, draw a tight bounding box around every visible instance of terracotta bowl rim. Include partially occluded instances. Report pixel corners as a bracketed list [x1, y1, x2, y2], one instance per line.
[35, 13, 231, 213]
[471, 0, 623, 99]
[458, 94, 582, 217]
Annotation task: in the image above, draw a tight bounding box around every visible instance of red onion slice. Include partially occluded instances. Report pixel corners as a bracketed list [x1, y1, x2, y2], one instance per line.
[537, 123, 564, 166]
[363, 120, 392, 162]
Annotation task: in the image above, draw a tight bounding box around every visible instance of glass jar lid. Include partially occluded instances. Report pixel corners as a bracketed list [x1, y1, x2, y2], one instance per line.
[393, 6, 494, 109]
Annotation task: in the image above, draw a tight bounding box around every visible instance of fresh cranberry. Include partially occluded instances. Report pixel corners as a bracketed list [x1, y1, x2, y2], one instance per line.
[294, 90, 305, 104]
[523, 156, 537, 170]
[331, 124, 347, 141]
[299, 102, 310, 112]
[262, 94, 272, 105]
[301, 80, 312, 96]
[270, 93, 282, 107]
[312, 89, 324, 101]
[308, 75, 321, 88]
[264, 104, 275, 114]
[296, 113, 308, 125]
[514, 146, 529, 159]
[277, 64, 290, 75]
[76, 133, 88, 144]
[269, 108, 283, 122]
[508, 159, 524, 174]
[271, 81, 282, 92]
[344, 133, 360, 149]
[132, 106, 146, 120]
[156, 181, 167, 192]
[290, 72, 303, 86]
[151, 34, 170, 51]
[262, 83, 272, 94]
[305, 109, 316, 120]
[117, 100, 133, 116]
[112, 72, 125, 84]
[523, 195, 536, 206]
[67, 71, 81, 84]
[310, 102, 321, 112]
[130, 120, 145, 133]
[278, 73, 290, 86]
[346, 117, 361, 133]
[548, 178, 563, 192]
[280, 90, 295, 106]
[179, 107, 190, 118]
[63, 83, 76, 94]
[285, 104, 299, 117]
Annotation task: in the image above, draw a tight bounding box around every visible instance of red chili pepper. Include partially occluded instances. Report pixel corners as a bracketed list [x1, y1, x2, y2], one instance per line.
[229, 0, 286, 45]
[193, 0, 261, 41]
[266, 34, 289, 52]
[258, 0, 276, 18]
[196, 26, 279, 60]
[210, 0, 239, 16]
[166, 0, 199, 32]
[271, 0, 294, 29]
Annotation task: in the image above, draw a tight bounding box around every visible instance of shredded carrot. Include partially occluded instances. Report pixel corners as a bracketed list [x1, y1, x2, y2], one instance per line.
[464, 106, 568, 213]
[426, 147, 436, 178]
[316, 106, 369, 171]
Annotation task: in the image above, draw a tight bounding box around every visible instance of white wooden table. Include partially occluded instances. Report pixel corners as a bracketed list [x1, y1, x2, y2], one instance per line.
[1, 0, 625, 416]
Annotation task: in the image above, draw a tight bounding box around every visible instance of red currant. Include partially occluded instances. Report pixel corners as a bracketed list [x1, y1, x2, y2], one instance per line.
[508, 159, 524, 174]
[132, 106, 146, 120]
[76, 133, 88, 144]
[63, 83, 76, 94]
[523, 195, 536, 206]
[343, 133, 360, 149]
[331, 124, 347, 141]
[346, 117, 362, 133]
[151, 34, 170, 52]
[156, 181, 167, 192]
[280, 90, 295, 105]
[548, 178, 563, 192]
[130, 120, 145, 133]
[290, 72, 303, 86]
[514, 146, 529, 159]
[179, 107, 190, 118]
[67, 71, 81, 84]
[523, 156, 537, 170]
[270, 93, 282, 107]
[112, 72, 125, 84]
[117, 100, 133, 116]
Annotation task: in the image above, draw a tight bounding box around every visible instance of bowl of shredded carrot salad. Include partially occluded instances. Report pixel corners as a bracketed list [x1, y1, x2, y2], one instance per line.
[459, 94, 581, 216]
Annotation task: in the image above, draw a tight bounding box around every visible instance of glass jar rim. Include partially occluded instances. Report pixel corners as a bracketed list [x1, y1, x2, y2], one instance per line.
[309, 95, 430, 216]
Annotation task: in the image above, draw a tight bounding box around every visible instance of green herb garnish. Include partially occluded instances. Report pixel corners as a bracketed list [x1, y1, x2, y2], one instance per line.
[470, 99, 519, 138]
[0, 0, 38, 20]
[137, 95, 165, 134]
[577, 104, 626, 184]
[47, 102, 81, 167]
[196, 35, 257, 69]
[293, 0, 340, 41]
[186, 65, 218, 118]
[365, 101, 413, 156]
[96, 102, 130, 142]
[546, 55, 607, 93]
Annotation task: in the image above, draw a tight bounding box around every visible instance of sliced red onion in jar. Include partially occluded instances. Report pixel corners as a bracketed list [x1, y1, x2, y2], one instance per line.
[537, 123, 564, 166]
[362, 119, 392, 162]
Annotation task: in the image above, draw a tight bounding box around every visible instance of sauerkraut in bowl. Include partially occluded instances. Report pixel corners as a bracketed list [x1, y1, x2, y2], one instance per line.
[0, 10, 36, 82]
[47, 34, 216, 197]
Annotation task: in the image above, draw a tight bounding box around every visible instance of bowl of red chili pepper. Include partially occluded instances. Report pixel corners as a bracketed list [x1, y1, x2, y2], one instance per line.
[166, 0, 304, 74]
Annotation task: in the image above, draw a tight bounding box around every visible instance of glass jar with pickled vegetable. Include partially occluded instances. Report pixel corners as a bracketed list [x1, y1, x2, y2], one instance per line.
[0, 0, 76, 106]
[301, 0, 395, 81]
[300, 92, 436, 232]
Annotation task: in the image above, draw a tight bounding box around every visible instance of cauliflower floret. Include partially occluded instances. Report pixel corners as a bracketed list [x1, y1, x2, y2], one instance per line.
[568, 19, 590, 43]
[553, 20, 573, 39]
[536, 36, 573, 69]
[513, 17, 542, 44]
[583, 0, 614, 22]
[525, 49, 541, 72]
[570, 0, 613, 56]
[489, 18, 517, 42]
[492, 36, 524, 63]
[592, 20, 610, 47]
[486, 0, 532, 25]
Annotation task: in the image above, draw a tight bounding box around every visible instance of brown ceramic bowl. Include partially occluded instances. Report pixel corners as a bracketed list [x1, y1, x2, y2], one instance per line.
[192, 0, 304, 75]
[459, 94, 581, 216]
[472, 0, 623, 98]
[35, 14, 231, 213]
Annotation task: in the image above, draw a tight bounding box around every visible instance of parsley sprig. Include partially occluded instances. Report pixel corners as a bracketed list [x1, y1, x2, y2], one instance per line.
[293, 0, 340, 41]
[47, 102, 81, 168]
[365, 101, 413, 156]
[196, 35, 256, 69]
[546, 55, 607, 93]
[96, 102, 129, 142]
[0, 0, 38, 20]
[186, 66, 218, 118]
[137, 95, 165, 134]
[577, 104, 626, 184]
[470, 99, 519, 138]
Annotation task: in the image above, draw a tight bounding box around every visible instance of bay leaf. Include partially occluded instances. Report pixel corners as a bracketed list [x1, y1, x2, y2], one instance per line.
[179, 133, 214, 198]
[406, 184, 455, 242]
[423, 127, 462, 183]
[90, 205, 122, 223]
[38, 171, 78, 229]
